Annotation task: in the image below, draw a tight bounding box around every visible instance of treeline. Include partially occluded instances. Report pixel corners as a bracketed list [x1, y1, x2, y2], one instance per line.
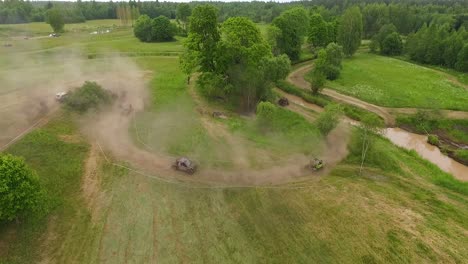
[406, 24, 468, 72]
[1, 0, 467, 29]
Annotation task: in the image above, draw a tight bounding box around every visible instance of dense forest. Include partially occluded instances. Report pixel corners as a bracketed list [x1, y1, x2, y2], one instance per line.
[2, 0, 467, 30]
[2, 0, 467, 72]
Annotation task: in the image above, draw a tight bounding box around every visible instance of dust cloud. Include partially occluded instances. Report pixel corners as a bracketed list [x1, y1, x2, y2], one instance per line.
[1, 46, 351, 186]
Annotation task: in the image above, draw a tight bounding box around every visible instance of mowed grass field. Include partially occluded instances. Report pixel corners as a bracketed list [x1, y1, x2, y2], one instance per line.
[327, 53, 468, 110]
[0, 20, 467, 263]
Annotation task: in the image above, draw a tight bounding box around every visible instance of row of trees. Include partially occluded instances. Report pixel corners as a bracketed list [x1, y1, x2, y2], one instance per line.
[405, 24, 468, 72]
[2, 0, 467, 29]
[181, 5, 291, 112]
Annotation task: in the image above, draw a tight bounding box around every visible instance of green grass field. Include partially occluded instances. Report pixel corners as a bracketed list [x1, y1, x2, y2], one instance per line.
[1, 20, 467, 264]
[327, 53, 468, 110]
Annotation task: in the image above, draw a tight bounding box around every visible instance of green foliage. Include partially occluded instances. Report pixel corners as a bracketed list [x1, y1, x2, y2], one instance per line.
[266, 25, 282, 55]
[308, 13, 328, 47]
[310, 66, 326, 94]
[338, 7, 363, 57]
[381, 32, 403, 55]
[427, 134, 439, 146]
[134, 15, 176, 42]
[133, 14, 152, 42]
[184, 11, 290, 112]
[454, 149, 468, 162]
[362, 3, 389, 38]
[370, 23, 398, 53]
[328, 53, 468, 110]
[272, 7, 309, 61]
[64, 81, 113, 113]
[315, 104, 343, 135]
[256, 101, 277, 128]
[455, 44, 468, 72]
[46, 8, 65, 33]
[176, 3, 191, 34]
[397, 113, 468, 144]
[406, 24, 468, 72]
[0, 154, 45, 221]
[186, 5, 220, 73]
[315, 43, 344, 81]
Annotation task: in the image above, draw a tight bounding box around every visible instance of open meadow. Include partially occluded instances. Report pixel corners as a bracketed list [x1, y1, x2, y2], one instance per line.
[327, 53, 468, 111]
[1, 6, 468, 264]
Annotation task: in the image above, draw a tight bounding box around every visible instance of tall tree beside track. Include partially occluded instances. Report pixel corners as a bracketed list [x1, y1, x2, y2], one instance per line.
[182, 6, 290, 112]
[271, 7, 309, 61]
[186, 5, 220, 73]
[337, 6, 363, 57]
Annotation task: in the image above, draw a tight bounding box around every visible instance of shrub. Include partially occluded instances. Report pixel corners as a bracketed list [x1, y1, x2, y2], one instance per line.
[46, 8, 65, 33]
[427, 134, 439, 146]
[315, 103, 343, 135]
[64, 81, 113, 113]
[0, 154, 46, 221]
[454, 149, 468, 161]
[256, 101, 277, 128]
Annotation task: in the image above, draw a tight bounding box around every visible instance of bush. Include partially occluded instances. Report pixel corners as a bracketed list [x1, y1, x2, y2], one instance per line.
[315, 104, 343, 135]
[427, 134, 439, 146]
[454, 149, 468, 162]
[64, 81, 113, 113]
[0, 154, 46, 221]
[134, 15, 176, 42]
[46, 8, 65, 33]
[256, 101, 277, 128]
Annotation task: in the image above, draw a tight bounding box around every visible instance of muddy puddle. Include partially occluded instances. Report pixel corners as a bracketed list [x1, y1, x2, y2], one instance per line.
[384, 128, 468, 181]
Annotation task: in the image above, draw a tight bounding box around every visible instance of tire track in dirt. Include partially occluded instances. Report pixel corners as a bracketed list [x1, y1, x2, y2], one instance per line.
[288, 63, 468, 127]
[287, 64, 395, 125]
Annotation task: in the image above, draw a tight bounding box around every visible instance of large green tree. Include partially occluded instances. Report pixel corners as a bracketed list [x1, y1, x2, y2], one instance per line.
[0, 154, 45, 222]
[218, 17, 290, 111]
[46, 8, 65, 33]
[381, 32, 403, 55]
[272, 7, 309, 61]
[186, 5, 220, 73]
[182, 10, 290, 112]
[134, 15, 176, 42]
[370, 23, 397, 53]
[314, 43, 343, 81]
[337, 7, 363, 57]
[308, 13, 328, 47]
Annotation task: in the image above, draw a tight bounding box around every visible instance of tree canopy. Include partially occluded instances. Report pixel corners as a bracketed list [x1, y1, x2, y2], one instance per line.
[134, 14, 176, 42]
[337, 6, 362, 57]
[181, 6, 291, 112]
[271, 7, 309, 61]
[0, 154, 45, 222]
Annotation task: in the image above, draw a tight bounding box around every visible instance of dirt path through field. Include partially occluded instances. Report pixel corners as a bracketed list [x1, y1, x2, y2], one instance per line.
[288, 63, 468, 126]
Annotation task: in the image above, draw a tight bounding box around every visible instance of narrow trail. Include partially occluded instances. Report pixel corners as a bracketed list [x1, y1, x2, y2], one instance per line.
[288, 63, 468, 126]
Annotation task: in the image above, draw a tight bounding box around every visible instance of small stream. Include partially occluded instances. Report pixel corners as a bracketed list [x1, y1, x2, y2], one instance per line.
[384, 128, 468, 181]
